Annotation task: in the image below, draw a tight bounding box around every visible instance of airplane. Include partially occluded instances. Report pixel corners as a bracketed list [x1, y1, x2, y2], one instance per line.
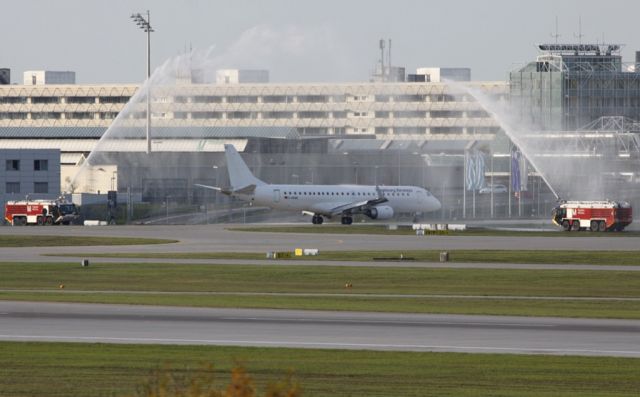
[196, 144, 442, 225]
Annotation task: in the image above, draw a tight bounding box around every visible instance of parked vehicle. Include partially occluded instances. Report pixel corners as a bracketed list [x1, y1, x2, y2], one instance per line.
[5, 199, 79, 226]
[479, 184, 507, 194]
[551, 200, 632, 232]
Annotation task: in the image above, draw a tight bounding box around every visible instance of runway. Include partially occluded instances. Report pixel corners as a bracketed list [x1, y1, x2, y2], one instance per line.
[1, 301, 639, 357]
[1, 224, 640, 264]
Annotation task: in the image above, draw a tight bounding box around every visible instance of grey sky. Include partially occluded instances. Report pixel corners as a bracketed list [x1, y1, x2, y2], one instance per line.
[3, 0, 639, 84]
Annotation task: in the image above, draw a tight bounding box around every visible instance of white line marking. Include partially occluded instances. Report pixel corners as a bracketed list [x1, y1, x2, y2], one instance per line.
[0, 334, 638, 356]
[217, 317, 555, 328]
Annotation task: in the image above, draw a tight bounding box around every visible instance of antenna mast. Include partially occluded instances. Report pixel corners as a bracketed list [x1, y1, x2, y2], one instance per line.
[379, 39, 386, 82]
[388, 39, 392, 81]
[574, 16, 584, 46]
[550, 16, 560, 44]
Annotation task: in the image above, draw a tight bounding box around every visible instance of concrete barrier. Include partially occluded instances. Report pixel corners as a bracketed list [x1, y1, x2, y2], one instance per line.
[83, 220, 108, 226]
[413, 223, 466, 231]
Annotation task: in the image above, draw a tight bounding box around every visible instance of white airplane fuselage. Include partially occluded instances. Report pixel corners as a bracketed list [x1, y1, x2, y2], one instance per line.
[199, 144, 442, 224]
[234, 184, 441, 218]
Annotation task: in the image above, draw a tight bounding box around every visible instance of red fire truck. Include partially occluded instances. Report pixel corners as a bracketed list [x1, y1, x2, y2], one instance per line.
[552, 200, 633, 232]
[4, 200, 79, 226]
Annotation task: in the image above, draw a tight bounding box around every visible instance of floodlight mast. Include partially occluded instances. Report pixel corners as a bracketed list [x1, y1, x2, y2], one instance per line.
[130, 10, 154, 154]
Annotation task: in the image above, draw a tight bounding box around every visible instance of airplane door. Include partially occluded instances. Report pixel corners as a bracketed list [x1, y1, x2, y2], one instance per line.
[273, 189, 280, 203]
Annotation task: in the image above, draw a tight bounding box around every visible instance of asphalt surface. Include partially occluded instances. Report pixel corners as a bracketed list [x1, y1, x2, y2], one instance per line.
[1, 224, 640, 265]
[1, 301, 639, 357]
[13, 256, 640, 271]
[2, 224, 640, 357]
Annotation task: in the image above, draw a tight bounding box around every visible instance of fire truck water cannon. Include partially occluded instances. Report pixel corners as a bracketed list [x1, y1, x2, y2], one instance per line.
[551, 200, 632, 232]
[5, 199, 79, 226]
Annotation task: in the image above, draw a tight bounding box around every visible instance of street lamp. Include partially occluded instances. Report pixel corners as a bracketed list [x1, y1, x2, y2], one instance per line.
[111, 171, 117, 191]
[130, 10, 154, 154]
[352, 161, 359, 184]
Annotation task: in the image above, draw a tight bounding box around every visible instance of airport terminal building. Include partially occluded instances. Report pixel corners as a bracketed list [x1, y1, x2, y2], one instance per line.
[0, 70, 511, 219]
[2, 44, 640, 221]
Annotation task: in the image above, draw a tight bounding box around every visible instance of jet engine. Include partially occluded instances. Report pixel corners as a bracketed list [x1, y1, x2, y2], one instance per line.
[365, 205, 394, 220]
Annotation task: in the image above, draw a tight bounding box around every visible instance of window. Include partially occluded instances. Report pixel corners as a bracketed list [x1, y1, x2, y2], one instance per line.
[67, 112, 94, 119]
[0, 112, 28, 119]
[31, 96, 60, 104]
[100, 112, 119, 119]
[227, 96, 258, 104]
[34, 182, 48, 194]
[193, 96, 223, 104]
[0, 97, 27, 104]
[192, 112, 222, 119]
[6, 182, 20, 193]
[6, 159, 19, 171]
[66, 96, 96, 104]
[100, 96, 130, 104]
[31, 112, 62, 120]
[34, 159, 48, 171]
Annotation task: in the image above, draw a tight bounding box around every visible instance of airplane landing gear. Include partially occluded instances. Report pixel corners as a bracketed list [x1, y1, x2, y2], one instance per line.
[312, 215, 324, 225]
[341, 216, 353, 225]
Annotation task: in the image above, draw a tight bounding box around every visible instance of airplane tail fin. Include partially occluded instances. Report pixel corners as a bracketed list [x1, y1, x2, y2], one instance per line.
[224, 144, 265, 190]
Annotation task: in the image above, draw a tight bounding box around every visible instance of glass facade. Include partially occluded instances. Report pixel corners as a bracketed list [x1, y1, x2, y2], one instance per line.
[510, 45, 640, 131]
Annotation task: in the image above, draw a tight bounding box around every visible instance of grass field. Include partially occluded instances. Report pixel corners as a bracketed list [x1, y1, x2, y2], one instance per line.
[48, 249, 640, 266]
[0, 235, 177, 247]
[2, 262, 639, 318]
[230, 224, 640, 237]
[1, 342, 639, 396]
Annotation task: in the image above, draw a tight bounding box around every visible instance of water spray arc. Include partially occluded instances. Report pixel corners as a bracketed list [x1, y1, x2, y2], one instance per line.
[130, 10, 154, 154]
[450, 81, 561, 201]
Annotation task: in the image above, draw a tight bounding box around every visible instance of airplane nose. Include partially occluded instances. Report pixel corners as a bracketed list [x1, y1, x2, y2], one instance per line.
[429, 197, 442, 212]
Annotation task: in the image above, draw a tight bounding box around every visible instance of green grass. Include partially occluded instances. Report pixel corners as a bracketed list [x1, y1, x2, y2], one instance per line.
[1, 262, 639, 318]
[3, 291, 640, 319]
[230, 224, 640, 237]
[1, 342, 639, 396]
[3, 262, 639, 297]
[0, 235, 177, 247]
[48, 249, 640, 266]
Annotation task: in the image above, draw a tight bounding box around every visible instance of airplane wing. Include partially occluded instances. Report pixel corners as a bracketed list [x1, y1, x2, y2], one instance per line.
[194, 184, 232, 195]
[310, 195, 389, 217]
[194, 183, 222, 191]
[194, 183, 255, 196]
[233, 184, 256, 195]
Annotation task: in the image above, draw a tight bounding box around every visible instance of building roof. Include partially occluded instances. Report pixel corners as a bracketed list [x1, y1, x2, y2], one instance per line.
[0, 126, 299, 140]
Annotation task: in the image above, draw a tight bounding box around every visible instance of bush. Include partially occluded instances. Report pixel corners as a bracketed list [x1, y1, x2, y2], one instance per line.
[130, 363, 301, 397]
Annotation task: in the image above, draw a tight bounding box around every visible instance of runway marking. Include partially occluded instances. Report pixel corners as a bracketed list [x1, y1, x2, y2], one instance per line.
[217, 317, 556, 328]
[1, 334, 638, 356]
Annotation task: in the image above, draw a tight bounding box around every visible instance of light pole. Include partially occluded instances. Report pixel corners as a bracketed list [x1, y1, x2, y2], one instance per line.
[110, 171, 117, 191]
[352, 161, 359, 184]
[131, 10, 154, 154]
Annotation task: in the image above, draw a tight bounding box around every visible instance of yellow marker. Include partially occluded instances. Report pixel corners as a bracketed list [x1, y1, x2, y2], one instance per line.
[294, 248, 303, 256]
[59, 284, 65, 289]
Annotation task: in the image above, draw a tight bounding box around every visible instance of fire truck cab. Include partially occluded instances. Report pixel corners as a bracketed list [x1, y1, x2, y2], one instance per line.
[4, 200, 79, 226]
[552, 200, 632, 232]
